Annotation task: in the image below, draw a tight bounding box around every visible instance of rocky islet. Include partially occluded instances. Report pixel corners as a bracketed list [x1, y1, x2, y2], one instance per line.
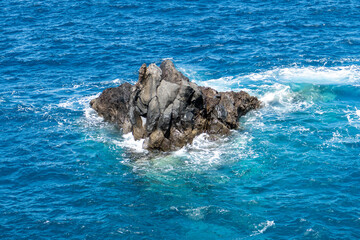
[90, 60, 261, 151]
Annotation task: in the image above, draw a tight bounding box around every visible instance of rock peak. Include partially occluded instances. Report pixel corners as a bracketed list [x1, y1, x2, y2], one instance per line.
[160, 59, 189, 84]
[90, 60, 261, 151]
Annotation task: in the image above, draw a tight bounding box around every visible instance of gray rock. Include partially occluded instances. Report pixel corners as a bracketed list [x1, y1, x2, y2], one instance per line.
[158, 103, 173, 131]
[146, 96, 160, 133]
[139, 64, 162, 105]
[90, 82, 132, 129]
[156, 80, 180, 111]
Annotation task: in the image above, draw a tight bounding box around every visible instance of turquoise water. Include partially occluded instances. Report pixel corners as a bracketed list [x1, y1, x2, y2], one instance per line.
[1, 0, 360, 239]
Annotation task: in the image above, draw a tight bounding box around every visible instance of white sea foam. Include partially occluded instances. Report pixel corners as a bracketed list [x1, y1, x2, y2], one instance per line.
[250, 220, 275, 236]
[199, 65, 360, 93]
[58, 93, 101, 111]
[173, 132, 252, 170]
[57, 93, 105, 128]
[173, 133, 223, 167]
[345, 106, 360, 129]
[57, 101, 73, 109]
[324, 130, 360, 147]
[96, 78, 126, 85]
[199, 66, 357, 116]
[356, 107, 360, 117]
[113, 133, 146, 153]
[184, 206, 209, 220]
[260, 84, 292, 106]
[112, 78, 121, 84]
[246, 65, 360, 85]
[119, 130, 255, 180]
[56, 91, 147, 152]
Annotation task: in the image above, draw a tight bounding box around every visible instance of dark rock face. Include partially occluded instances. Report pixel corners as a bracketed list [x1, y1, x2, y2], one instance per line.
[90, 82, 133, 133]
[90, 60, 261, 151]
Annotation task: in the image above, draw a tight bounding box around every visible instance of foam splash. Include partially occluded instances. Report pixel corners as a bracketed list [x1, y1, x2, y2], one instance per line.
[112, 78, 121, 84]
[262, 83, 314, 114]
[173, 133, 223, 168]
[58, 93, 101, 111]
[345, 106, 360, 129]
[113, 133, 146, 153]
[356, 107, 360, 117]
[250, 220, 275, 236]
[260, 84, 292, 106]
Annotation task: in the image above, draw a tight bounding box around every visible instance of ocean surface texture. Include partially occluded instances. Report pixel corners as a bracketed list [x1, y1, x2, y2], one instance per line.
[1, 0, 360, 239]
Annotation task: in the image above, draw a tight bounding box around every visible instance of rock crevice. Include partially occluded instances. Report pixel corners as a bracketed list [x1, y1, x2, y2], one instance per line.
[90, 60, 261, 151]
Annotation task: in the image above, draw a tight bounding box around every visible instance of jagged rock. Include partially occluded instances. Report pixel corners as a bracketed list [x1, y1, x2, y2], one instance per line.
[90, 82, 132, 134]
[90, 60, 261, 151]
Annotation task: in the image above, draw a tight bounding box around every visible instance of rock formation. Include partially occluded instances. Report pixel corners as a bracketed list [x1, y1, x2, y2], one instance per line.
[90, 60, 261, 151]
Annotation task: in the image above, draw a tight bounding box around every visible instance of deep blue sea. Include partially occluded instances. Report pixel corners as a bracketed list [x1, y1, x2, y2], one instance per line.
[1, 0, 360, 239]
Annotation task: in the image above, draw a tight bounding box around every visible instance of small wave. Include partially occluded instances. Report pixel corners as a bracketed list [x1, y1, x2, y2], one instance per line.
[184, 206, 209, 221]
[250, 220, 275, 236]
[99, 78, 125, 85]
[246, 83, 312, 119]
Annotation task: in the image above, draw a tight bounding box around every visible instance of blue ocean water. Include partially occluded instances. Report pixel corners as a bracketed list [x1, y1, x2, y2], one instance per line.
[1, 0, 360, 239]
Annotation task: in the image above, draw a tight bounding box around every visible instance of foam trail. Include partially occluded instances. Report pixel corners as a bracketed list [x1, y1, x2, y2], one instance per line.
[58, 93, 101, 111]
[200, 65, 360, 89]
